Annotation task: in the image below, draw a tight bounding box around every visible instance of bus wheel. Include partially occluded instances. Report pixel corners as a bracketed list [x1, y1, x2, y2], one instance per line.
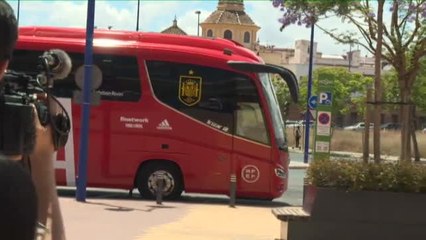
[136, 162, 183, 200]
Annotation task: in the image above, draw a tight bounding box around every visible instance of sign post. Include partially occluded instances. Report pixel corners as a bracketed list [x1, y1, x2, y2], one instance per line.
[313, 77, 333, 161]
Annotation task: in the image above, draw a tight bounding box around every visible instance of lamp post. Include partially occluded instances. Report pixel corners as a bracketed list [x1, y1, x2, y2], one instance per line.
[304, 22, 315, 164]
[195, 10, 201, 36]
[16, 0, 20, 24]
[136, 0, 140, 31]
[348, 43, 352, 72]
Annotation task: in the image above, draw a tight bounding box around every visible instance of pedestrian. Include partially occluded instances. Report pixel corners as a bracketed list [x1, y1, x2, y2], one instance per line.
[294, 125, 301, 149]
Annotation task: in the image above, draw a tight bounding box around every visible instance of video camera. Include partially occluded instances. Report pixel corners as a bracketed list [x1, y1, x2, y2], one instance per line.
[0, 49, 72, 156]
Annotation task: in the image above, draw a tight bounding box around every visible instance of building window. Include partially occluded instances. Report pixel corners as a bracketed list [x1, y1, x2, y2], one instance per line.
[207, 29, 213, 37]
[243, 32, 250, 43]
[224, 30, 232, 40]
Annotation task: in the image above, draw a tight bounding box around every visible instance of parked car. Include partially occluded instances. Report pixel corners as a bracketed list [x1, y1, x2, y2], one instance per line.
[285, 120, 300, 128]
[380, 122, 401, 131]
[298, 120, 315, 126]
[343, 122, 373, 131]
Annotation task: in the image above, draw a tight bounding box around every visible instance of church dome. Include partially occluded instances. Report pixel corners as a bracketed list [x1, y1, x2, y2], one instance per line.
[203, 0, 257, 26]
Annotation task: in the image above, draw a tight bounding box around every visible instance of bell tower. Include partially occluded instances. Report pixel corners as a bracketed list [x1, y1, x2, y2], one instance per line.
[200, 0, 260, 50]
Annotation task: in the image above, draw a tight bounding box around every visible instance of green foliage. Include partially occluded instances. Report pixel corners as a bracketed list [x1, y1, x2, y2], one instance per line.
[297, 67, 373, 116]
[271, 74, 291, 109]
[382, 57, 426, 112]
[274, 0, 426, 101]
[382, 70, 400, 112]
[412, 58, 426, 111]
[306, 159, 426, 193]
[274, 0, 355, 28]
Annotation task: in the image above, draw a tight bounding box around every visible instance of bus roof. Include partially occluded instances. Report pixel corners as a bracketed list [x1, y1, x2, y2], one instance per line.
[18, 26, 262, 63]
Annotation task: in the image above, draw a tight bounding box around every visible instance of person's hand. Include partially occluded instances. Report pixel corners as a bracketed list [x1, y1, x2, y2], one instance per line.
[32, 104, 55, 157]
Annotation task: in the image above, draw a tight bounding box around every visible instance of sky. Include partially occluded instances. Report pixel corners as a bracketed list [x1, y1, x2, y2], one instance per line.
[6, 0, 376, 57]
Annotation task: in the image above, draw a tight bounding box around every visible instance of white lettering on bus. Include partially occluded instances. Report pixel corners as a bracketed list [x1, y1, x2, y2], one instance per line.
[124, 123, 144, 129]
[97, 90, 125, 97]
[120, 116, 148, 129]
[53, 98, 76, 186]
[119, 116, 149, 123]
[207, 119, 229, 132]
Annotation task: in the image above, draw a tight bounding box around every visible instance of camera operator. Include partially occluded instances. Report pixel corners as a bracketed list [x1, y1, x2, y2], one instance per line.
[0, 1, 66, 239]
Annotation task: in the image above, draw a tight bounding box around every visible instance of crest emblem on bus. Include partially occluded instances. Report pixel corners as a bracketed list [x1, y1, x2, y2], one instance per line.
[178, 75, 202, 106]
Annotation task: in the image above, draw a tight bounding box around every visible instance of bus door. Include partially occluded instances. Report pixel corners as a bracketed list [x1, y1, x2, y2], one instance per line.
[230, 76, 273, 196]
[227, 61, 299, 197]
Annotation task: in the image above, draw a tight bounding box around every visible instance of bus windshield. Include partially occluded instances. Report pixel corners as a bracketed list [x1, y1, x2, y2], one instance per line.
[259, 73, 286, 149]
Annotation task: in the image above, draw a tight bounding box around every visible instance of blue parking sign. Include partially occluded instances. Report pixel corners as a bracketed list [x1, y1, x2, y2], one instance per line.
[308, 96, 317, 109]
[318, 92, 332, 105]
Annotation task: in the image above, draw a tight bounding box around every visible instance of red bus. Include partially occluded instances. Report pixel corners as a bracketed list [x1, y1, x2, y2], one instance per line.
[10, 26, 299, 200]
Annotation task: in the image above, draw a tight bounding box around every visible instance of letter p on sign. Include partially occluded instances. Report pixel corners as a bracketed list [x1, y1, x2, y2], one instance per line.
[318, 92, 332, 105]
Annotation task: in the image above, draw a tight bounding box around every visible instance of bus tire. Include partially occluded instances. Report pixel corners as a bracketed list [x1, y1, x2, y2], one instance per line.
[136, 162, 183, 200]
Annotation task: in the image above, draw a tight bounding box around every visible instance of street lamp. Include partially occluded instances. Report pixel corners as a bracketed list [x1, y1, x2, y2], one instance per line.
[304, 22, 315, 164]
[348, 43, 353, 72]
[195, 10, 201, 36]
[136, 0, 140, 31]
[17, 0, 20, 24]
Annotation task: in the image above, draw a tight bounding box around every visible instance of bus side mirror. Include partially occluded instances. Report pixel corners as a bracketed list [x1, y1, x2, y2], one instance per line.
[227, 61, 299, 103]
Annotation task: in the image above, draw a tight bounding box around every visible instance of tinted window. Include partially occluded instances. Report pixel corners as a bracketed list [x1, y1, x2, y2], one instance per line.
[147, 61, 269, 144]
[8, 50, 141, 102]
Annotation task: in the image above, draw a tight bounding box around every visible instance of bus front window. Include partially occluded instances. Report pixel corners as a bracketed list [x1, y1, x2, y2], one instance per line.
[259, 73, 286, 149]
[234, 77, 270, 145]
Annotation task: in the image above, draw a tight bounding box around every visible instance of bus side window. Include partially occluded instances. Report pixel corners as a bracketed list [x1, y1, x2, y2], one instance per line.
[95, 55, 141, 102]
[147, 61, 236, 133]
[147, 60, 270, 144]
[8, 50, 141, 102]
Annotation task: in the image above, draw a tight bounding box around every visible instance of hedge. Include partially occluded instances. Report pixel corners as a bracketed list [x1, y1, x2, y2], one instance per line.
[306, 159, 426, 193]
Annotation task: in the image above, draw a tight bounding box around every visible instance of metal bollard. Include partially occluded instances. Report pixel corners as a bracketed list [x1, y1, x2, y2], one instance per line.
[156, 173, 164, 205]
[229, 174, 237, 207]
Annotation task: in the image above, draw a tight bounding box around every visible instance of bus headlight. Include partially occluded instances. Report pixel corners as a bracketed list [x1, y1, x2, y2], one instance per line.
[274, 168, 287, 179]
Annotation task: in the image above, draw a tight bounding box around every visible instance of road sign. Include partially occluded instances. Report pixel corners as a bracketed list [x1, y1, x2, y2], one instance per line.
[318, 92, 332, 105]
[309, 109, 317, 120]
[318, 112, 331, 125]
[314, 75, 334, 161]
[308, 95, 317, 109]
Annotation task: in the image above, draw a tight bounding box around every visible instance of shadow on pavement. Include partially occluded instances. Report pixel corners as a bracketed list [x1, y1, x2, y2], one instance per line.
[178, 195, 290, 208]
[83, 200, 176, 212]
[58, 188, 291, 208]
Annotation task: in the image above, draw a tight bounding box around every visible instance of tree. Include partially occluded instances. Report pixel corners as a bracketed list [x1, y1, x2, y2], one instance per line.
[272, 67, 373, 119]
[383, 57, 426, 116]
[273, 0, 426, 161]
[411, 58, 426, 112]
[299, 67, 372, 117]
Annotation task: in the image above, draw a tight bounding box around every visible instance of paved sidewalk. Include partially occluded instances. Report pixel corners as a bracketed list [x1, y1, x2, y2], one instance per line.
[138, 204, 279, 240]
[58, 193, 283, 240]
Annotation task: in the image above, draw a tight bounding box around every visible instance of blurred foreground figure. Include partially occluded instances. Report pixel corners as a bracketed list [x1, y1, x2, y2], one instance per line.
[0, 1, 66, 239]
